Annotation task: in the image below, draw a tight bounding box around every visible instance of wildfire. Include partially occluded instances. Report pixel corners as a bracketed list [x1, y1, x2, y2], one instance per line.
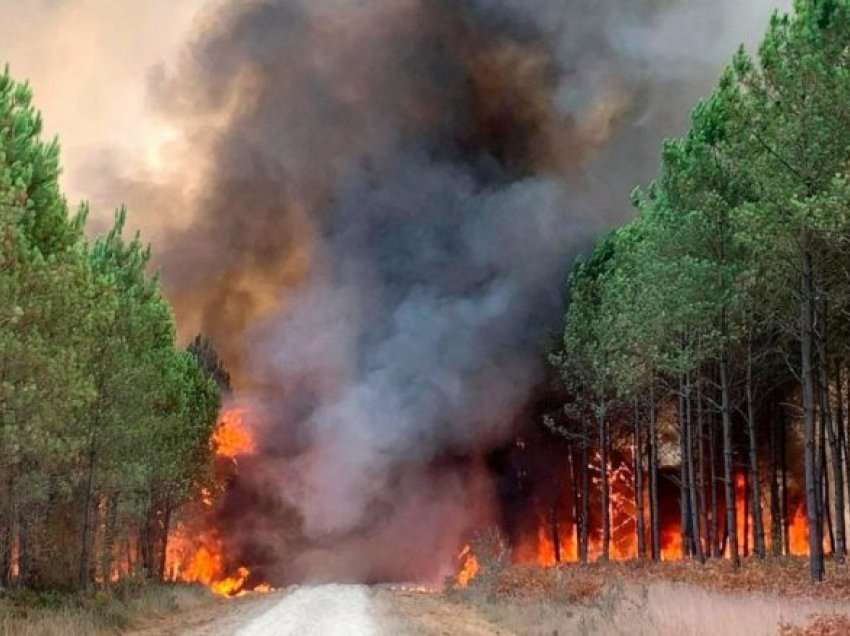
[165, 407, 272, 597]
[788, 505, 810, 556]
[213, 408, 255, 459]
[512, 461, 818, 567]
[456, 545, 480, 587]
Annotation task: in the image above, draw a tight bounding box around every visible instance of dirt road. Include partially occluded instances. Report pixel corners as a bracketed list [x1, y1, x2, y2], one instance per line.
[132, 581, 850, 636]
[132, 585, 506, 636]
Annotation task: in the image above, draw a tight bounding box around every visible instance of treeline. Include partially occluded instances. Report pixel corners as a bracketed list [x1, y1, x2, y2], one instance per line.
[550, 0, 850, 581]
[0, 70, 223, 589]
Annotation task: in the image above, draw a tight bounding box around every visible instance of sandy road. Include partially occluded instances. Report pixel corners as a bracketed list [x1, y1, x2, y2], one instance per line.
[233, 585, 379, 636]
[133, 579, 850, 635]
[138, 584, 505, 636]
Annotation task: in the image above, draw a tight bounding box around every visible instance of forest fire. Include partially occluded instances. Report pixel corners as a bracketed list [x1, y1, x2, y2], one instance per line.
[456, 545, 480, 587]
[166, 408, 272, 597]
[213, 409, 255, 459]
[477, 457, 812, 579]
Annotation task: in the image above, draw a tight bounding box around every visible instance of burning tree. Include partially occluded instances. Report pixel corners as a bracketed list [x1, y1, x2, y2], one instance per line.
[548, 0, 850, 583]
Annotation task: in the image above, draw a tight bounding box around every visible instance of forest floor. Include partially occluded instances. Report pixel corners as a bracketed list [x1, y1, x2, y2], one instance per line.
[8, 558, 850, 635]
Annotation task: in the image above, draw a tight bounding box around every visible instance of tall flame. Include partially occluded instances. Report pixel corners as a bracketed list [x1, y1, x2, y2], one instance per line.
[456, 545, 480, 587]
[166, 408, 272, 597]
[213, 408, 255, 459]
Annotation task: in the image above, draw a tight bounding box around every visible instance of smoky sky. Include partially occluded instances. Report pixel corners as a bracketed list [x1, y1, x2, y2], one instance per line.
[151, 0, 786, 582]
[2, 0, 788, 582]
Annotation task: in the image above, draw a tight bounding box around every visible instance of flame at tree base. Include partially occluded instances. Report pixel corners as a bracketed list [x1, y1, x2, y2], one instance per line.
[165, 407, 273, 598]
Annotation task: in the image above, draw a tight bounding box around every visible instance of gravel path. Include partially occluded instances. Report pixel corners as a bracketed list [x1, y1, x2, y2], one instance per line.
[234, 585, 379, 636]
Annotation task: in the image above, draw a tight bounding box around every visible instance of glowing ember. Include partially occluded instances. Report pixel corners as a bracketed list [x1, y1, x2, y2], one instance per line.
[456, 545, 480, 587]
[213, 409, 255, 459]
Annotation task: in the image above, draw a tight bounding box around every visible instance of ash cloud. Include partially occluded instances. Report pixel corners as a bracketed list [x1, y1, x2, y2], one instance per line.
[85, 0, 786, 582]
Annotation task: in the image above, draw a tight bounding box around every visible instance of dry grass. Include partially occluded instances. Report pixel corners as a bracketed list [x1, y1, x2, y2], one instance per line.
[780, 614, 850, 636]
[448, 556, 850, 636]
[0, 583, 212, 636]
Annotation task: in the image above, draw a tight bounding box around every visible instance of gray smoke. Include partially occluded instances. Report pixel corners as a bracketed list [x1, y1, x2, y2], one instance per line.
[90, 0, 787, 582]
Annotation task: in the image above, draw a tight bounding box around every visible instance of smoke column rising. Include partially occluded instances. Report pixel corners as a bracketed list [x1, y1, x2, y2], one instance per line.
[1, 0, 788, 583]
[149, 0, 787, 583]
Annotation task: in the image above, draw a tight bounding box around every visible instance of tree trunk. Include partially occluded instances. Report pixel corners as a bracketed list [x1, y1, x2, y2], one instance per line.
[844, 365, 850, 536]
[568, 443, 580, 562]
[686, 374, 704, 562]
[743, 471, 750, 557]
[649, 380, 661, 562]
[746, 338, 766, 558]
[0, 473, 14, 586]
[158, 500, 172, 581]
[770, 404, 783, 557]
[101, 493, 119, 584]
[697, 379, 708, 558]
[819, 384, 834, 555]
[780, 408, 791, 556]
[801, 244, 824, 581]
[634, 398, 646, 559]
[17, 510, 29, 589]
[78, 429, 98, 589]
[838, 364, 849, 558]
[580, 418, 590, 564]
[599, 404, 610, 562]
[720, 349, 739, 566]
[679, 376, 691, 558]
[709, 407, 719, 558]
[823, 360, 846, 560]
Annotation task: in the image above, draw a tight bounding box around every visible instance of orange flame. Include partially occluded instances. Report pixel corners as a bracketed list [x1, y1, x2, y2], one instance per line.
[165, 408, 272, 597]
[456, 545, 480, 587]
[789, 505, 810, 556]
[213, 408, 255, 459]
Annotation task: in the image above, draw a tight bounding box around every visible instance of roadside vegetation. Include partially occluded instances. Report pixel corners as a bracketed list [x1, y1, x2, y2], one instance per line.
[0, 583, 213, 636]
[0, 66, 226, 594]
[549, 0, 850, 583]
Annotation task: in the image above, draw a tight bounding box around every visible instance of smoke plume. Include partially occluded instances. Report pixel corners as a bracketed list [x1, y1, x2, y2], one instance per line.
[5, 0, 788, 583]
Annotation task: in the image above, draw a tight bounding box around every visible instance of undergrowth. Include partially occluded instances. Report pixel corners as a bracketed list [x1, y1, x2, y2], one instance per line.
[0, 581, 211, 636]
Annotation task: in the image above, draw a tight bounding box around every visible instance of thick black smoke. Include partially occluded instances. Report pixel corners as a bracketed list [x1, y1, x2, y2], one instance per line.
[114, 0, 783, 583]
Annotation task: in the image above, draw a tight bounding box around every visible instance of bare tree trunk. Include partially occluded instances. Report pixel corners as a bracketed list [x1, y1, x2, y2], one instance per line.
[746, 338, 766, 558]
[580, 418, 590, 564]
[819, 391, 835, 555]
[568, 443, 578, 562]
[709, 407, 719, 558]
[825, 361, 846, 560]
[101, 493, 119, 584]
[801, 245, 824, 581]
[838, 364, 849, 558]
[17, 510, 29, 589]
[0, 473, 13, 587]
[78, 429, 98, 589]
[844, 365, 850, 536]
[720, 348, 739, 566]
[599, 404, 610, 562]
[780, 407, 791, 556]
[634, 398, 646, 559]
[743, 471, 750, 557]
[686, 373, 704, 562]
[649, 381, 661, 562]
[770, 404, 783, 557]
[679, 376, 691, 558]
[697, 378, 708, 558]
[158, 499, 172, 581]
